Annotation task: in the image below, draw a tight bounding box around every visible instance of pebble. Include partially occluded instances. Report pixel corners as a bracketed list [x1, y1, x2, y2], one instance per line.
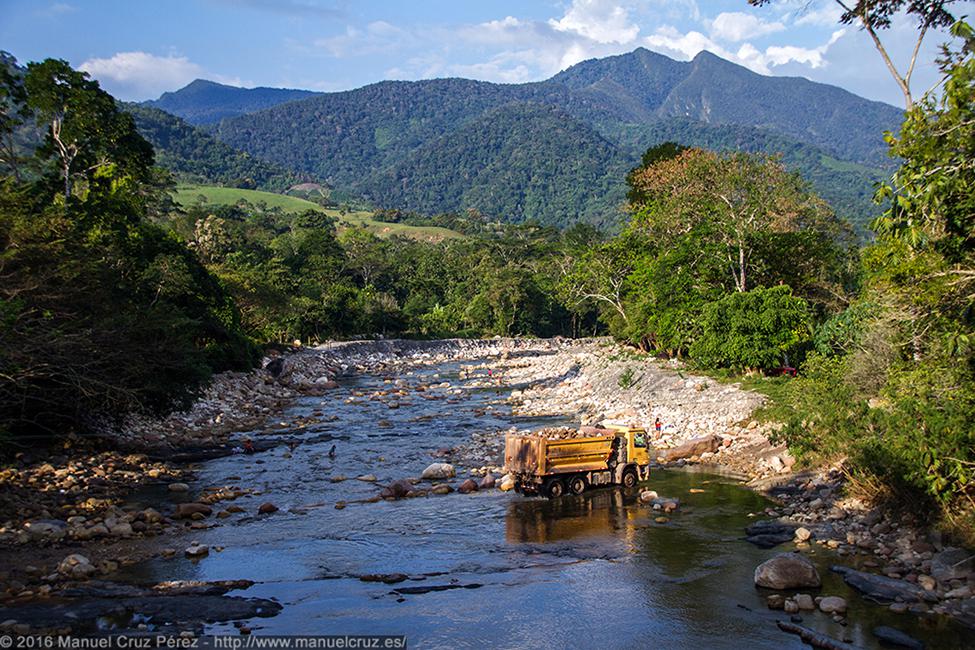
[168, 483, 189, 492]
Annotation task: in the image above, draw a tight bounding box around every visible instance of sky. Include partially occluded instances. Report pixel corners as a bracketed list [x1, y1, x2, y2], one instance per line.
[1, 0, 972, 107]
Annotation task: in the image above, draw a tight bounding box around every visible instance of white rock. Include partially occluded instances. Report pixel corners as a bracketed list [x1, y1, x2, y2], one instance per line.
[421, 463, 456, 480]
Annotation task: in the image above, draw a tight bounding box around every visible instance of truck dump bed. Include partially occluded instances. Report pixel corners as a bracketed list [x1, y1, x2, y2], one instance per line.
[504, 433, 614, 477]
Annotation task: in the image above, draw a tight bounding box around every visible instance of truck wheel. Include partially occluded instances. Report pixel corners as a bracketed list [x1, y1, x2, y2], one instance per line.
[546, 478, 565, 498]
[568, 475, 587, 495]
[621, 468, 638, 489]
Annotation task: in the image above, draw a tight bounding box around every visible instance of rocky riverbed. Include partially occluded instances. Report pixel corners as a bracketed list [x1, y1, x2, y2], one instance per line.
[0, 337, 972, 646]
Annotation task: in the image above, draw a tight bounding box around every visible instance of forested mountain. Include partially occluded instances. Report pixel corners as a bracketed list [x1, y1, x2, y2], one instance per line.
[156, 48, 904, 228]
[125, 103, 303, 191]
[146, 79, 320, 125]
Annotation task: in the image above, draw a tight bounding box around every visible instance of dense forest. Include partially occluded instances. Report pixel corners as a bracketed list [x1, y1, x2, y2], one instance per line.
[197, 47, 901, 229]
[1, 14, 973, 540]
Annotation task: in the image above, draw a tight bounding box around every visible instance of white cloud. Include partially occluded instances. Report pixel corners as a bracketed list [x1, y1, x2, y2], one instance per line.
[314, 21, 411, 58]
[79, 51, 241, 101]
[709, 12, 785, 42]
[794, 2, 844, 27]
[643, 25, 845, 75]
[549, 0, 639, 44]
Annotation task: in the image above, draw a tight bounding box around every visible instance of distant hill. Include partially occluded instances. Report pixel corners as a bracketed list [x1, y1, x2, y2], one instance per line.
[124, 103, 304, 192]
[154, 48, 905, 229]
[145, 79, 320, 125]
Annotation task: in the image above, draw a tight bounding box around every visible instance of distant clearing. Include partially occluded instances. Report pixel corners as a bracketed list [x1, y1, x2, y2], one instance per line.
[172, 185, 464, 241]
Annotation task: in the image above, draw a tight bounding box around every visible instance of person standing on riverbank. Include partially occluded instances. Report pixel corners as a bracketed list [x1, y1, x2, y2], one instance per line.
[654, 418, 662, 440]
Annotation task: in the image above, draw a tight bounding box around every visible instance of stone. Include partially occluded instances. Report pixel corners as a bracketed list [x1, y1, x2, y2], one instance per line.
[356, 474, 378, 482]
[639, 490, 658, 503]
[831, 565, 935, 603]
[458, 479, 478, 494]
[168, 483, 189, 492]
[108, 522, 133, 537]
[766, 594, 785, 610]
[794, 594, 815, 610]
[431, 484, 453, 495]
[257, 502, 278, 515]
[57, 554, 97, 579]
[930, 547, 973, 582]
[794, 527, 812, 543]
[745, 519, 798, 549]
[421, 463, 456, 480]
[754, 553, 822, 590]
[380, 480, 413, 499]
[872, 626, 924, 650]
[784, 598, 799, 614]
[329, 475, 347, 483]
[499, 474, 516, 492]
[944, 585, 972, 599]
[889, 602, 909, 614]
[24, 520, 67, 541]
[819, 596, 847, 614]
[917, 574, 936, 591]
[143, 508, 164, 524]
[654, 516, 669, 524]
[478, 474, 496, 489]
[175, 503, 212, 519]
[657, 435, 721, 462]
[185, 543, 209, 558]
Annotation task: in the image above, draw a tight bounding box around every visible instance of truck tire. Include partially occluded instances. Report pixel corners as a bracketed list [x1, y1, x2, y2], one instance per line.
[568, 475, 587, 495]
[546, 478, 565, 498]
[621, 468, 638, 489]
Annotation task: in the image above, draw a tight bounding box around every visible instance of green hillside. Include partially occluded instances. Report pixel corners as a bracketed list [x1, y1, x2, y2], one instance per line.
[173, 185, 463, 241]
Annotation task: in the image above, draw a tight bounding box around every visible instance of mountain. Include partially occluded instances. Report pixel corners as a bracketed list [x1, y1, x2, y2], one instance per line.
[160, 49, 905, 228]
[145, 79, 320, 125]
[124, 103, 304, 191]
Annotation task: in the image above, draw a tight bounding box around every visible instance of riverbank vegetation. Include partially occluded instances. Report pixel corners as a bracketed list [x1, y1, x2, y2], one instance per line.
[1, 20, 972, 538]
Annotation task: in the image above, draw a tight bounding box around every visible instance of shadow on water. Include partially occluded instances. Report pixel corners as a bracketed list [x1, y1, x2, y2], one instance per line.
[113, 359, 973, 649]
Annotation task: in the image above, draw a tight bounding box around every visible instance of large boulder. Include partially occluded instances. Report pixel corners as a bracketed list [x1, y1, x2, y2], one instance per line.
[931, 547, 973, 582]
[421, 463, 455, 480]
[458, 479, 478, 494]
[754, 553, 821, 590]
[24, 519, 67, 541]
[658, 435, 721, 462]
[831, 565, 936, 603]
[499, 474, 516, 491]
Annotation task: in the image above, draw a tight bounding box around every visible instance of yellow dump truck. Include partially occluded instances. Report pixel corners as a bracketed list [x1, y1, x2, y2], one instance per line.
[503, 425, 650, 498]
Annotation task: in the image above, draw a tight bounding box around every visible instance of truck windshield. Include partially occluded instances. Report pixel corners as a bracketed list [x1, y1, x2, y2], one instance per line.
[634, 434, 646, 448]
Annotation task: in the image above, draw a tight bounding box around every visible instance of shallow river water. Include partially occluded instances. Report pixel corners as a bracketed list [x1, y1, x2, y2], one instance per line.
[120, 360, 971, 649]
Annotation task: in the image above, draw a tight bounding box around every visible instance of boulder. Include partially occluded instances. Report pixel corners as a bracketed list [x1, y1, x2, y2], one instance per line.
[257, 502, 278, 515]
[930, 547, 973, 582]
[431, 484, 453, 495]
[168, 482, 190, 493]
[380, 480, 413, 499]
[499, 474, 516, 491]
[831, 565, 935, 603]
[872, 626, 924, 650]
[819, 596, 847, 614]
[58, 554, 97, 579]
[657, 435, 721, 462]
[24, 520, 67, 541]
[639, 490, 658, 503]
[479, 474, 496, 489]
[458, 479, 478, 494]
[175, 503, 212, 519]
[754, 553, 821, 590]
[794, 594, 815, 611]
[745, 520, 798, 549]
[185, 543, 209, 558]
[421, 463, 455, 480]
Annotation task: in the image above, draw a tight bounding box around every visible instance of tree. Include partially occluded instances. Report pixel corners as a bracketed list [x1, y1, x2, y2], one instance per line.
[24, 59, 153, 202]
[750, 0, 958, 108]
[628, 148, 837, 293]
[0, 52, 29, 181]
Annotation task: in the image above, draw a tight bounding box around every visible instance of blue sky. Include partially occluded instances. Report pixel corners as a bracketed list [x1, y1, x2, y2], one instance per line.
[1, 0, 971, 106]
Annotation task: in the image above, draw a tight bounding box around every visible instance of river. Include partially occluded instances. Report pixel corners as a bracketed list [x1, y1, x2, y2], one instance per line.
[118, 359, 970, 649]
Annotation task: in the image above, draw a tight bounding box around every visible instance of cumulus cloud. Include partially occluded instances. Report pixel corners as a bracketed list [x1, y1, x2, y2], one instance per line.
[549, 0, 640, 44]
[644, 24, 845, 75]
[79, 51, 241, 101]
[709, 12, 785, 42]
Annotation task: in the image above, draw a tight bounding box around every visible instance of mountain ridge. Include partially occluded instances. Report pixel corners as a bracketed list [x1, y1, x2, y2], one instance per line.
[146, 47, 903, 229]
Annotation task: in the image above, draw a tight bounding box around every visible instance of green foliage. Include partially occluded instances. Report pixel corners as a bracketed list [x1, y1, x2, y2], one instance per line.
[1, 58, 257, 441]
[618, 366, 639, 389]
[125, 103, 302, 192]
[690, 286, 812, 370]
[205, 48, 901, 229]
